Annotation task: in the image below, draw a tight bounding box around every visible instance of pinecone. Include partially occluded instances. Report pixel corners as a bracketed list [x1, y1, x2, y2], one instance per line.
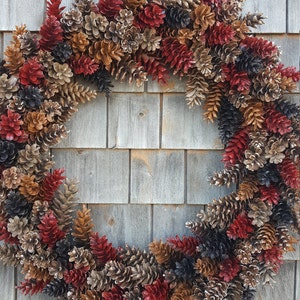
[242, 287, 256, 300]
[192, 3, 215, 31]
[19, 174, 40, 200]
[97, 0, 123, 19]
[31, 200, 49, 225]
[140, 28, 161, 52]
[17, 144, 41, 174]
[0, 59, 9, 76]
[244, 12, 265, 28]
[194, 257, 218, 278]
[60, 9, 83, 34]
[0, 140, 18, 167]
[19, 32, 39, 57]
[69, 32, 90, 54]
[18, 86, 44, 109]
[68, 246, 96, 270]
[43, 279, 68, 297]
[211, 42, 242, 65]
[234, 240, 256, 264]
[0, 244, 19, 266]
[204, 280, 228, 300]
[252, 67, 282, 102]
[2, 166, 23, 189]
[124, 0, 146, 10]
[255, 223, 276, 251]
[0, 74, 19, 99]
[84, 11, 109, 40]
[243, 148, 266, 171]
[121, 26, 142, 53]
[19, 230, 40, 253]
[5, 190, 32, 218]
[192, 44, 213, 77]
[52, 42, 72, 63]
[87, 69, 113, 96]
[39, 100, 62, 122]
[54, 235, 75, 267]
[7, 215, 31, 238]
[104, 21, 125, 43]
[276, 99, 300, 119]
[47, 62, 73, 85]
[73, 0, 95, 16]
[236, 48, 263, 75]
[248, 199, 272, 227]
[271, 200, 294, 226]
[264, 137, 287, 164]
[257, 163, 281, 187]
[136, 3, 165, 29]
[217, 98, 243, 144]
[239, 263, 259, 288]
[24, 111, 48, 134]
[165, 6, 191, 29]
[87, 269, 113, 291]
[116, 9, 134, 27]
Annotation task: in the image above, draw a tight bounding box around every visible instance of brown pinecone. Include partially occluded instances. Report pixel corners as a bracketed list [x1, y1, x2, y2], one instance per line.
[211, 42, 242, 65]
[253, 67, 282, 102]
[209, 163, 245, 187]
[0, 74, 19, 99]
[4, 40, 25, 75]
[61, 9, 83, 34]
[130, 262, 160, 286]
[104, 21, 126, 43]
[81, 290, 101, 300]
[87, 269, 113, 291]
[244, 12, 265, 28]
[202, 82, 222, 122]
[118, 245, 156, 266]
[248, 199, 272, 227]
[107, 56, 147, 87]
[2, 166, 23, 189]
[7, 216, 32, 238]
[276, 225, 298, 253]
[84, 11, 109, 40]
[24, 111, 48, 134]
[140, 28, 161, 52]
[185, 71, 209, 107]
[226, 277, 244, 300]
[194, 257, 218, 278]
[88, 40, 124, 66]
[192, 43, 213, 77]
[47, 62, 73, 85]
[177, 28, 195, 45]
[48, 260, 65, 279]
[241, 100, 265, 130]
[236, 176, 259, 201]
[255, 223, 276, 251]
[73, 0, 95, 16]
[21, 262, 51, 282]
[19, 175, 40, 201]
[234, 240, 257, 264]
[228, 92, 252, 109]
[243, 148, 266, 171]
[121, 26, 142, 53]
[198, 192, 246, 230]
[265, 136, 287, 164]
[39, 100, 62, 123]
[19, 31, 39, 57]
[192, 4, 215, 31]
[204, 280, 228, 300]
[68, 246, 96, 270]
[17, 144, 41, 174]
[31, 123, 67, 152]
[239, 262, 260, 288]
[124, 0, 146, 10]
[7, 96, 26, 115]
[69, 32, 90, 54]
[19, 230, 41, 253]
[31, 200, 49, 225]
[116, 9, 134, 27]
[0, 244, 20, 266]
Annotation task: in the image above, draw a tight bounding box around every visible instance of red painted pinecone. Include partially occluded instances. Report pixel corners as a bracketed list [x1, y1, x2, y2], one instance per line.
[135, 3, 165, 29]
[97, 0, 123, 19]
[18, 58, 44, 86]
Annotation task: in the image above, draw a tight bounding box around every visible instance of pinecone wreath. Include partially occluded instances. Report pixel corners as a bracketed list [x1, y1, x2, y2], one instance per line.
[0, 0, 299, 299]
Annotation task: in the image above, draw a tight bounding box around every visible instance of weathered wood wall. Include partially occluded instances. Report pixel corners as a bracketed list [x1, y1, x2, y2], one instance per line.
[0, 0, 299, 299]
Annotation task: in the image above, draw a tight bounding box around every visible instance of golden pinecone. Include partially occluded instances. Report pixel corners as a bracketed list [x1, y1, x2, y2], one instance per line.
[69, 32, 90, 54]
[24, 111, 48, 134]
[89, 40, 124, 66]
[255, 223, 276, 251]
[124, 0, 147, 10]
[195, 257, 219, 278]
[202, 82, 222, 122]
[19, 174, 40, 200]
[236, 176, 259, 201]
[4, 40, 25, 75]
[192, 4, 215, 31]
[241, 100, 265, 130]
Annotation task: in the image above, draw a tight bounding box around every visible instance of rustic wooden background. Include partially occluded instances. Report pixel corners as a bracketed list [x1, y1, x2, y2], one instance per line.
[0, 0, 299, 299]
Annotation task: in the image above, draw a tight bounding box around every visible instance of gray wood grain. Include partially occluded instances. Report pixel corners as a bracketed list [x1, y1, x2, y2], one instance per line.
[288, 0, 300, 33]
[152, 204, 204, 241]
[0, 0, 45, 31]
[255, 261, 295, 300]
[0, 264, 15, 300]
[296, 261, 300, 300]
[89, 204, 152, 249]
[162, 94, 223, 149]
[242, 0, 286, 33]
[108, 93, 160, 148]
[187, 150, 234, 205]
[53, 95, 107, 149]
[52, 149, 129, 203]
[131, 150, 185, 204]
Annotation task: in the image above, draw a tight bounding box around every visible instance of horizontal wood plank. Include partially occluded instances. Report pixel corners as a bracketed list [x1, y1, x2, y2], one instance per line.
[0, 264, 15, 300]
[242, 0, 286, 33]
[288, 0, 300, 33]
[187, 150, 234, 205]
[0, 0, 45, 31]
[162, 94, 223, 149]
[131, 150, 185, 204]
[89, 204, 152, 249]
[54, 95, 107, 148]
[255, 261, 295, 300]
[108, 93, 160, 148]
[152, 204, 204, 241]
[52, 149, 129, 203]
